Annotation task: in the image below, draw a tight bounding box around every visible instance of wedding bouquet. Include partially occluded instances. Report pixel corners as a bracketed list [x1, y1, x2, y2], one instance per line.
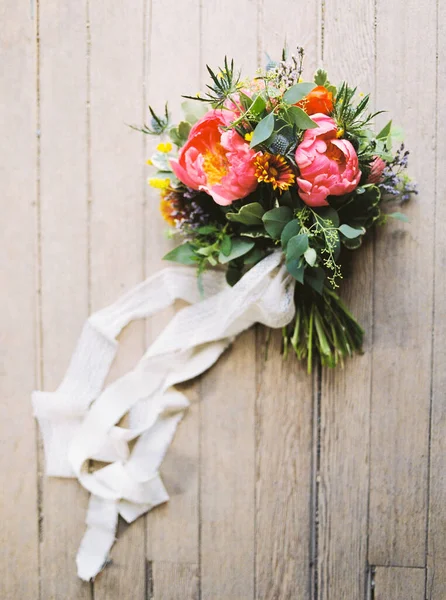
[33, 47, 417, 582]
[144, 47, 416, 371]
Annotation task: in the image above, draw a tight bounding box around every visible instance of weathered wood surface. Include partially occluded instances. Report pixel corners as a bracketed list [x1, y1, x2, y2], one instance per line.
[0, 1, 444, 599]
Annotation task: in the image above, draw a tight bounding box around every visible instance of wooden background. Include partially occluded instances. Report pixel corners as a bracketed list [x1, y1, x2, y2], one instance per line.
[1, 1, 444, 598]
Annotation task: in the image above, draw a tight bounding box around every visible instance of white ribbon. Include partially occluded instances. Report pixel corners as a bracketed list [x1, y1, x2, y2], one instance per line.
[32, 251, 295, 580]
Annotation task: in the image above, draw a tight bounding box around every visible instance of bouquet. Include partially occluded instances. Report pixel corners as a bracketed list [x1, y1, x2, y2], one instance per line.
[33, 47, 417, 581]
[144, 47, 416, 371]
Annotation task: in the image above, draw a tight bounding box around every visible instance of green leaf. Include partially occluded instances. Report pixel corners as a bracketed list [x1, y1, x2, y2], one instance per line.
[286, 259, 305, 284]
[315, 206, 340, 228]
[178, 121, 191, 139]
[338, 224, 365, 239]
[314, 69, 328, 86]
[220, 235, 232, 256]
[181, 99, 207, 124]
[283, 82, 316, 104]
[281, 219, 301, 250]
[218, 238, 254, 264]
[286, 234, 309, 262]
[387, 211, 409, 223]
[304, 247, 317, 267]
[249, 94, 266, 116]
[197, 225, 217, 235]
[243, 247, 265, 265]
[226, 202, 265, 226]
[262, 206, 293, 239]
[305, 267, 325, 295]
[377, 119, 392, 140]
[163, 243, 196, 265]
[286, 106, 318, 130]
[250, 113, 275, 148]
[226, 265, 243, 287]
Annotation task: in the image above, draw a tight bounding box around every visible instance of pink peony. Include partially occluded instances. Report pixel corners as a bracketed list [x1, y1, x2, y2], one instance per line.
[295, 113, 361, 207]
[170, 109, 258, 206]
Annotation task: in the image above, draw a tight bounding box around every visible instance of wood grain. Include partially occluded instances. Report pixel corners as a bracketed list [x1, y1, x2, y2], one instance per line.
[199, 4, 258, 597]
[144, 2, 201, 598]
[256, 10, 318, 600]
[317, 4, 375, 598]
[373, 566, 425, 600]
[89, 2, 146, 597]
[427, 0, 446, 596]
[369, 0, 436, 567]
[38, 2, 92, 597]
[0, 2, 39, 599]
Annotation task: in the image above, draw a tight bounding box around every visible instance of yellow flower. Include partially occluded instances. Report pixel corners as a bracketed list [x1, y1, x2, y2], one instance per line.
[254, 153, 295, 192]
[244, 131, 254, 142]
[336, 128, 345, 139]
[156, 142, 173, 153]
[148, 177, 171, 189]
[298, 77, 303, 83]
[146, 158, 153, 165]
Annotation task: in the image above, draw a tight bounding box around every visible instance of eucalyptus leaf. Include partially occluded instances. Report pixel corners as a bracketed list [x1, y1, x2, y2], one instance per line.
[178, 121, 192, 139]
[163, 243, 196, 266]
[226, 202, 265, 226]
[250, 112, 275, 148]
[315, 206, 340, 228]
[243, 247, 265, 265]
[218, 238, 254, 264]
[286, 233, 309, 262]
[283, 82, 316, 104]
[281, 219, 301, 250]
[249, 94, 266, 116]
[387, 211, 409, 223]
[286, 106, 318, 130]
[262, 206, 293, 239]
[286, 259, 305, 284]
[304, 247, 317, 267]
[338, 224, 365, 239]
[181, 99, 207, 124]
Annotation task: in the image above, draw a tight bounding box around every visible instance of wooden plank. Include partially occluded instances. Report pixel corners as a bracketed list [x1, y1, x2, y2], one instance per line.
[427, 0, 446, 597]
[373, 566, 425, 600]
[369, 0, 436, 567]
[152, 562, 199, 600]
[199, 4, 258, 597]
[255, 11, 318, 600]
[38, 2, 92, 597]
[255, 330, 314, 599]
[0, 2, 39, 598]
[144, 2, 201, 598]
[317, 5, 375, 598]
[89, 2, 146, 596]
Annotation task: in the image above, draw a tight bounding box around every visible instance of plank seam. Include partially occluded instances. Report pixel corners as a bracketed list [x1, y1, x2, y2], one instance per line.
[425, 1, 440, 597]
[34, 2, 43, 599]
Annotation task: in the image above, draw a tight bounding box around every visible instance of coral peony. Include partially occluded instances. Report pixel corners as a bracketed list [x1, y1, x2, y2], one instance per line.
[170, 109, 258, 206]
[295, 113, 361, 207]
[297, 85, 333, 115]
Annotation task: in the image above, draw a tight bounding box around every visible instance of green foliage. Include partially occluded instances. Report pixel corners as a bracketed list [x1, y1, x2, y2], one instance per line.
[183, 57, 241, 107]
[250, 113, 275, 148]
[131, 103, 170, 135]
[218, 238, 254, 263]
[262, 206, 293, 239]
[163, 243, 196, 266]
[283, 82, 316, 104]
[226, 202, 265, 225]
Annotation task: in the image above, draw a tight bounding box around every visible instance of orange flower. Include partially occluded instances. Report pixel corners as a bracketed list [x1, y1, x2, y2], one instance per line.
[297, 85, 333, 115]
[254, 153, 295, 192]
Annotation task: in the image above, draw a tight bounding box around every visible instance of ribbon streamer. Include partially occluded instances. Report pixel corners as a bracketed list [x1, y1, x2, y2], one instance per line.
[32, 252, 295, 580]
